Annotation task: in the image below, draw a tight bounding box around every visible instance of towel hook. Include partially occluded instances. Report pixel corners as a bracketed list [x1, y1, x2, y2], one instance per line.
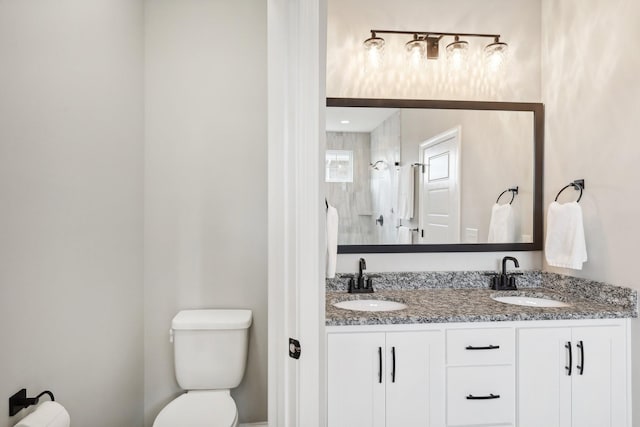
[554, 179, 585, 203]
[496, 186, 519, 205]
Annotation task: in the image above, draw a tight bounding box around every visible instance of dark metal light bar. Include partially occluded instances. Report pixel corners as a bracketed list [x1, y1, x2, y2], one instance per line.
[370, 29, 501, 39]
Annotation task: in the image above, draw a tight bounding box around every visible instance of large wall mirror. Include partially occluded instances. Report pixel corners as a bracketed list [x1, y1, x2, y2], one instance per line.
[325, 98, 543, 253]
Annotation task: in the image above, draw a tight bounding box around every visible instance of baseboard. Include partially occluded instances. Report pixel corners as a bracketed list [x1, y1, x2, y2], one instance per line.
[239, 423, 268, 427]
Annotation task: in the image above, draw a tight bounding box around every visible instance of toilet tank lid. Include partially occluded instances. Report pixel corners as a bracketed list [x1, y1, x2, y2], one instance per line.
[172, 309, 252, 330]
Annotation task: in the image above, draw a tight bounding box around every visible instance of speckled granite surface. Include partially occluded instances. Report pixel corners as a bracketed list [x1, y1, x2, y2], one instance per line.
[326, 271, 637, 326]
[326, 271, 544, 291]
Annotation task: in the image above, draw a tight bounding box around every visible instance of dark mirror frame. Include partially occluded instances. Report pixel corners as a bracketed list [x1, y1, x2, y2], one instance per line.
[327, 97, 544, 253]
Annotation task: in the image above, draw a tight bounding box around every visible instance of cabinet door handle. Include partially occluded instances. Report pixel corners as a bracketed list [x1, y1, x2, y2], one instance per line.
[378, 347, 382, 384]
[391, 346, 396, 383]
[577, 340, 584, 375]
[465, 345, 500, 350]
[565, 341, 572, 376]
[466, 394, 501, 400]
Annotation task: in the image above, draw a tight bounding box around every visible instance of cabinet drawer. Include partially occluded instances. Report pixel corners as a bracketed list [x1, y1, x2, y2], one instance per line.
[447, 366, 514, 426]
[447, 328, 514, 365]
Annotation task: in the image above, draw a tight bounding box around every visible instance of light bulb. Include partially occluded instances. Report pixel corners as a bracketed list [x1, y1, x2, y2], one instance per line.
[405, 36, 426, 69]
[446, 36, 469, 71]
[484, 39, 508, 73]
[363, 34, 385, 71]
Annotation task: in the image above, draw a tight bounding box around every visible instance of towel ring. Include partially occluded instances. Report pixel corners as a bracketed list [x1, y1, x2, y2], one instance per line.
[554, 179, 585, 203]
[496, 187, 519, 205]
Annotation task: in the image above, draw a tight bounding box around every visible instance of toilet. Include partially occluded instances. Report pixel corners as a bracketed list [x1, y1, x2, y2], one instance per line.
[153, 309, 252, 427]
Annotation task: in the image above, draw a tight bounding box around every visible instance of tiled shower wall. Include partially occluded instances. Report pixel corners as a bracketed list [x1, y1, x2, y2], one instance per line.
[326, 132, 374, 244]
[370, 111, 401, 244]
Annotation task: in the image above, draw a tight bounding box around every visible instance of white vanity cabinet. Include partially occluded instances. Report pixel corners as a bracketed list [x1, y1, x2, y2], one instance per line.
[517, 323, 628, 427]
[326, 319, 630, 427]
[327, 329, 444, 427]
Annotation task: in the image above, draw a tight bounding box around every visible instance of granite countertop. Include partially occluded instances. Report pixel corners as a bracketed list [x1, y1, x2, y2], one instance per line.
[325, 272, 638, 326]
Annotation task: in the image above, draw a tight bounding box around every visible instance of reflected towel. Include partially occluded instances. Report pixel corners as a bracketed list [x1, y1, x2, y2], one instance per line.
[397, 226, 412, 244]
[14, 402, 70, 427]
[545, 201, 587, 270]
[397, 165, 414, 220]
[326, 202, 339, 278]
[488, 203, 515, 243]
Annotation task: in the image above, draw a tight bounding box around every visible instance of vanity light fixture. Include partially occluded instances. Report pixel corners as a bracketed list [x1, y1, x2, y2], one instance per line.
[363, 29, 509, 71]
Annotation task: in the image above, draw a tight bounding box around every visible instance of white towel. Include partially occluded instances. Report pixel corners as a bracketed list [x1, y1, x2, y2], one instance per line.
[397, 226, 412, 244]
[545, 201, 587, 270]
[397, 165, 414, 220]
[326, 202, 339, 278]
[14, 402, 70, 427]
[488, 203, 515, 243]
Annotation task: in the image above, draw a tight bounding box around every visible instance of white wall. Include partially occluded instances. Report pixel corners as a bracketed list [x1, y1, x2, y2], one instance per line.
[144, 1, 267, 425]
[0, 1, 144, 426]
[337, 251, 542, 273]
[328, 0, 543, 272]
[540, 0, 640, 419]
[541, 0, 640, 288]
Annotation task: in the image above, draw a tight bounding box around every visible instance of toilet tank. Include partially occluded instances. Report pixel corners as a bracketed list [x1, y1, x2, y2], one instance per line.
[171, 309, 252, 390]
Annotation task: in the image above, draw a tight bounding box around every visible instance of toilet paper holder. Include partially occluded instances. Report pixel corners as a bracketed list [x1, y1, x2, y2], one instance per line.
[9, 389, 55, 417]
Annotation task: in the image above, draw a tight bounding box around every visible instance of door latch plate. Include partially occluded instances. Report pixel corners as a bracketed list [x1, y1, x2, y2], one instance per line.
[289, 338, 301, 359]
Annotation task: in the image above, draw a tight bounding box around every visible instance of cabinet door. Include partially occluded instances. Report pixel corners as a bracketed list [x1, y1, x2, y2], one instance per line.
[386, 331, 444, 427]
[517, 327, 572, 427]
[327, 332, 386, 427]
[571, 326, 626, 427]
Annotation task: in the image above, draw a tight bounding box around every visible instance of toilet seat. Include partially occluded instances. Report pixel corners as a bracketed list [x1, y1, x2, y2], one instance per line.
[153, 390, 238, 427]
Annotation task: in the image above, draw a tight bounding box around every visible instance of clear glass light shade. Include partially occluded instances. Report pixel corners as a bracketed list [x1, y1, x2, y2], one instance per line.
[446, 39, 469, 70]
[363, 36, 385, 70]
[405, 38, 426, 68]
[484, 41, 509, 73]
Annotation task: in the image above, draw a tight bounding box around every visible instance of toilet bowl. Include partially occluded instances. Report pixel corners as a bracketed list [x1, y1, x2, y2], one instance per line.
[152, 309, 252, 427]
[153, 391, 238, 427]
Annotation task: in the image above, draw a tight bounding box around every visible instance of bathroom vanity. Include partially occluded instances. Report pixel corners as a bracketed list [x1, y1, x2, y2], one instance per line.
[325, 272, 636, 427]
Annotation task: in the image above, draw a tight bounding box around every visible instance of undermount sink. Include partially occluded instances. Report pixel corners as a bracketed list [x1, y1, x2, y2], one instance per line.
[333, 299, 407, 312]
[491, 295, 571, 308]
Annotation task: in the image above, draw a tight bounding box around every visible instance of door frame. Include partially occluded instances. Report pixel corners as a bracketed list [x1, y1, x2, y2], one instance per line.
[267, 1, 326, 426]
[418, 126, 462, 244]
